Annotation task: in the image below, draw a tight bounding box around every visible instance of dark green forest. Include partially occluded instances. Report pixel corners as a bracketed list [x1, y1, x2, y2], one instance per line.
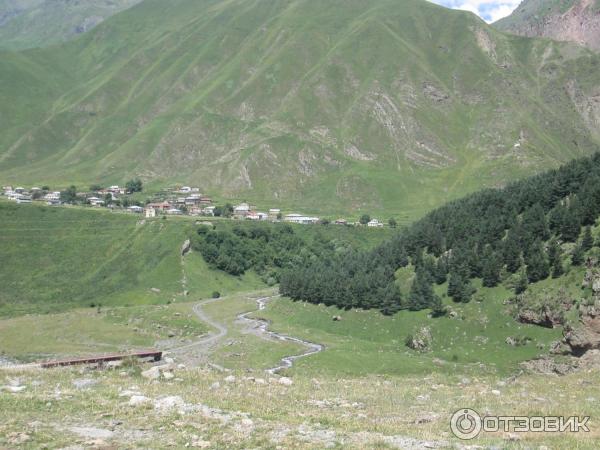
[194, 153, 600, 315]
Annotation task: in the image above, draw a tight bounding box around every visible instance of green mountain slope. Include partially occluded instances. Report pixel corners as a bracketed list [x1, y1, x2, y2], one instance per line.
[0, 0, 143, 50]
[0, 201, 266, 316]
[1, 0, 600, 218]
[495, 0, 600, 52]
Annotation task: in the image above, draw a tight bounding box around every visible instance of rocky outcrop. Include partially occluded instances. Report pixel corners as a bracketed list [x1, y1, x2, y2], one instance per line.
[496, 0, 600, 52]
[563, 303, 600, 356]
[181, 239, 191, 256]
[405, 327, 432, 353]
[513, 288, 573, 328]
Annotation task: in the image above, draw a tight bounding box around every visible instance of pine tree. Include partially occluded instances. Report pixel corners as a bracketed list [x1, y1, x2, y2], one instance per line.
[525, 240, 550, 283]
[481, 245, 501, 287]
[560, 209, 581, 242]
[515, 270, 528, 294]
[408, 269, 436, 311]
[572, 244, 585, 266]
[581, 226, 594, 252]
[503, 228, 522, 274]
[551, 259, 564, 278]
[547, 238, 561, 268]
[434, 256, 448, 285]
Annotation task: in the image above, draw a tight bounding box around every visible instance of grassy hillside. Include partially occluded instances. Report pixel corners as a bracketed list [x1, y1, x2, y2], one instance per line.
[1, 0, 599, 218]
[0, 201, 266, 316]
[0, 201, 390, 317]
[0, 0, 143, 50]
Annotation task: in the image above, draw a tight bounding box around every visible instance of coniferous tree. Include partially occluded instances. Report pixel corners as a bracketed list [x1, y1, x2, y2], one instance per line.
[560, 208, 581, 242]
[552, 259, 564, 278]
[481, 245, 501, 287]
[547, 238, 561, 268]
[572, 244, 585, 266]
[515, 270, 529, 294]
[582, 226, 594, 252]
[503, 227, 522, 273]
[434, 256, 448, 285]
[525, 240, 550, 283]
[408, 269, 436, 311]
[547, 238, 564, 278]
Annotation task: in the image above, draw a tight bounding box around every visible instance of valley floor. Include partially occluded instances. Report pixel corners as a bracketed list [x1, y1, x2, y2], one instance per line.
[1, 289, 598, 449]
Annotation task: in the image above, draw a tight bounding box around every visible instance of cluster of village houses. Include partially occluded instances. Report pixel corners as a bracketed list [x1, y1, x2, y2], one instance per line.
[2, 184, 385, 227]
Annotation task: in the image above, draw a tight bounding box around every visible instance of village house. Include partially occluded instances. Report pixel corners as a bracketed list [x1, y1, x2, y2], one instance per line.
[203, 206, 216, 216]
[247, 211, 268, 221]
[147, 202, 171, 212]
[233, 203, 250, 219]
[284, 213, 320, 225]
[145, 207, 157, 218]
[15, 194, 32, 204]
[87, 197, 104, 207]
[167, 208, 183, 215]
[335, 219, 347, 225]
[367, 219, 384, 228]
[128, 205, 144, 214]
[108, 185, 126, 195]
[199, 196, 212, 205]
[268, 209, 281, 221]
[185, 194, 202, 206]
[188, 206, 202, 216]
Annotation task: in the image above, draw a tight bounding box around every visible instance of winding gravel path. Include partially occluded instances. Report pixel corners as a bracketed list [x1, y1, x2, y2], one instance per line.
[237, 296, 323, 374]
[167, 293, 323, 373]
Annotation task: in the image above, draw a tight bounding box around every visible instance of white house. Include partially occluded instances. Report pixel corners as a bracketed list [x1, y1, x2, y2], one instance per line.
[44, 192, 61, 202]
[88, 197, 104, 207]
[128, 206, 144, 213]
[367, 219, 384, 228]
[203, 206, 216, 216]
[16, 195, 32, 204]
[145, 207, 157, 218]
[167, 208, 183, 215]
[284, 214, 320, 225]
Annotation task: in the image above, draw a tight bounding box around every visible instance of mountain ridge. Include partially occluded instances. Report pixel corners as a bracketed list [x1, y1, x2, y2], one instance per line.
[495, 0, 600, 52]
[1, 0, 600, 217]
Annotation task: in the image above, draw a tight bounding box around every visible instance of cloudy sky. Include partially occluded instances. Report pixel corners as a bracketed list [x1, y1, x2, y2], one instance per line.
[429, 0, 522, 23]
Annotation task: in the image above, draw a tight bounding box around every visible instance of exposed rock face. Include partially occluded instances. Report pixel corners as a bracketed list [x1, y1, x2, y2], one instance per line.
[513, 288, 573, 328]
[496, 0, 600, 52]
[181, 239, 191, 256]
[405, 327, 432, 353]
[563, 304, 600, 355]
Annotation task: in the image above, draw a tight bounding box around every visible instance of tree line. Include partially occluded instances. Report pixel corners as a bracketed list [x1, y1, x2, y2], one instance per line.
[279, 153, 600, 314]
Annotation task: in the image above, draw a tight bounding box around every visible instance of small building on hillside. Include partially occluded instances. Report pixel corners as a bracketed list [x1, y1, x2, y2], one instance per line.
[247, 211, 268, 221]
[147, 202, 171, 212]
[284, 214, 320, 225]
[88, 197, 104, 207]
[128, 206, 144, 214]
[335, 219, 347, 225]
[16, 195, 32, 204]
[234, 203, 250, 219]
[367, 219, 384, 228]
[268, 209, 281, 221]
[203, 206, 216, 216]
[167, 208, 183, 215]
[145, 207, 157, 218]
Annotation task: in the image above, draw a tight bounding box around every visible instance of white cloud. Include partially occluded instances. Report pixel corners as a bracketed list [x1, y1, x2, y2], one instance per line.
[428, 0, 521, 23]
